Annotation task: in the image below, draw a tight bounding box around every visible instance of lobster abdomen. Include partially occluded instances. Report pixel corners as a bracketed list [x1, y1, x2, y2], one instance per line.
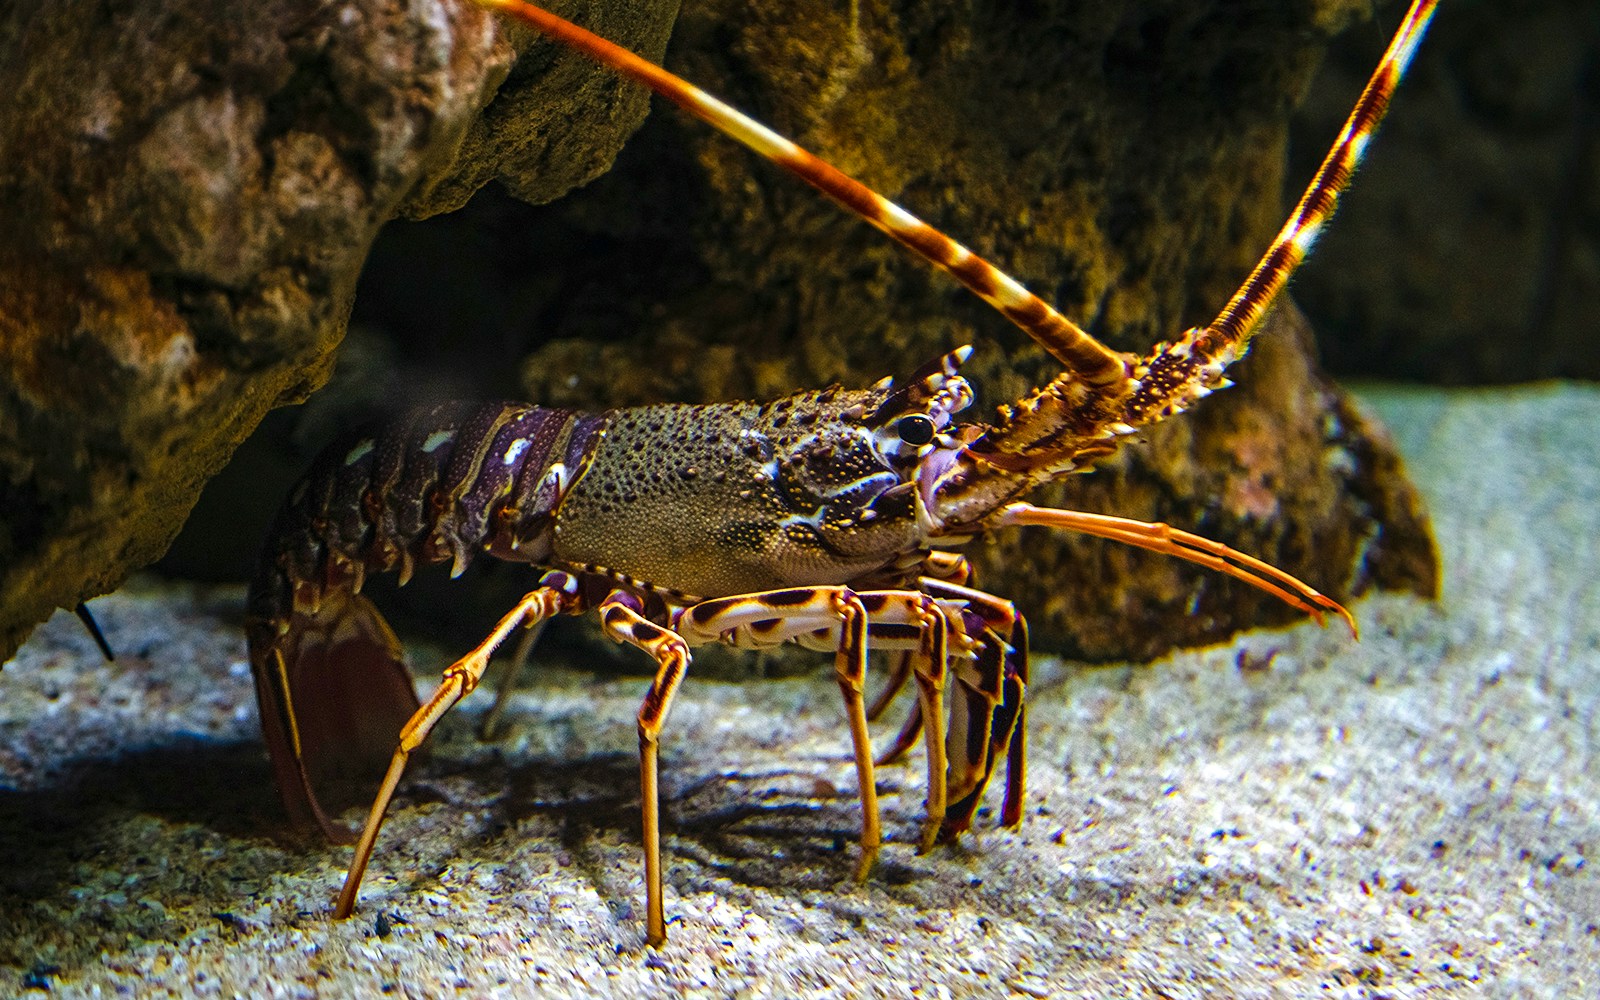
[245, 401, 606, 836]
[254, 402, 607, 610]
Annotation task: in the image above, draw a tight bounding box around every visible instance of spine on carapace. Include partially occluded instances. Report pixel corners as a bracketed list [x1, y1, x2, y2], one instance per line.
[247, 401, 607, 630]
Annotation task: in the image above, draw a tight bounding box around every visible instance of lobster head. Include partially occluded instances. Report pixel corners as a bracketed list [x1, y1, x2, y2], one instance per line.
[751, 346, 976, 568]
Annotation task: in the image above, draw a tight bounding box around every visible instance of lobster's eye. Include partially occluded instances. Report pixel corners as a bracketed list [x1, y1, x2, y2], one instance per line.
[896, 415, 936, 447]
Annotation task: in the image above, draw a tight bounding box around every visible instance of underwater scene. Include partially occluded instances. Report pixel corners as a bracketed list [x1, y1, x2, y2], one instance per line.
[1, 0, 1593, 994]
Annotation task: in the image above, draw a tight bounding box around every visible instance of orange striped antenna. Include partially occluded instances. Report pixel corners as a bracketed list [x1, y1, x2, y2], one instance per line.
[1114, 0, 1437, 432]
[1203, 0, 1438, 357]
[473, 0, 1131, 392]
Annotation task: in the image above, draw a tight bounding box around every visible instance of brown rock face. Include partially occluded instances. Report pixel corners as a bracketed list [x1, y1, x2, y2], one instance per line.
[0, 0, 676, 663]
[3, 0, 1437, 665]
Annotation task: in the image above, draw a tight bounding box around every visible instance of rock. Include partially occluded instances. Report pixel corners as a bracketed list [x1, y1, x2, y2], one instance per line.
[0, 0, 677, 664]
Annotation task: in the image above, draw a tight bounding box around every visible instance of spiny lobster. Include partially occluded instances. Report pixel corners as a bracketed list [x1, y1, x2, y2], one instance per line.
[247, 0, 1437, 946]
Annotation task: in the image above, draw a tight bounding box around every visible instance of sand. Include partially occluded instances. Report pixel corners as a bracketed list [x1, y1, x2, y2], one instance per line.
[3, 383, 1597, 998]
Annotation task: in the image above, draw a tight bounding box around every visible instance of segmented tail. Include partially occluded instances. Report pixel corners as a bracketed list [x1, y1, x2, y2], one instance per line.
[473, 0, 1131, 391]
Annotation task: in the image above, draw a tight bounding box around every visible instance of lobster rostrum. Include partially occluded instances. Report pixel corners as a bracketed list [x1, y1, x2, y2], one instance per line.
[247, 0, 1438, 946]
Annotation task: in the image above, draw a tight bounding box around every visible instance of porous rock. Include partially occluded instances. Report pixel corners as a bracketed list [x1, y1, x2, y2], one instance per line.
[0, 0, 677, 663]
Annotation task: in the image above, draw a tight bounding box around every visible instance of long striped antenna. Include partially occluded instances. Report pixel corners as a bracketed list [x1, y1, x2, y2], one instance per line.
[472, 0, 1131, 392]
[882, 0, 1435, 521]
[1110, 0, 1437, 431]
[1206, 0, 1437, 354]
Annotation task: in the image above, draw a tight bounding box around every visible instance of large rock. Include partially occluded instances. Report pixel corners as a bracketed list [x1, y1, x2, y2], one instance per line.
[0, 0, 677, 663]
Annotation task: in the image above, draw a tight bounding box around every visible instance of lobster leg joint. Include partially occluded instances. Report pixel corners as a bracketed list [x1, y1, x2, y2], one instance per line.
[601, 590, 693, 948]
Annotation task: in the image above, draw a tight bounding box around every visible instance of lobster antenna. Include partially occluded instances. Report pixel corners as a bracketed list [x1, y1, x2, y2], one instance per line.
[1202, 0, 1438, 356]
[473, 0, 1130, 392]
[1111, 0, 1436, 432]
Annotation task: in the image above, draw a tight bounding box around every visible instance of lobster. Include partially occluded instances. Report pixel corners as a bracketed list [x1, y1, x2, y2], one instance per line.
[246, 0, 1437, 947]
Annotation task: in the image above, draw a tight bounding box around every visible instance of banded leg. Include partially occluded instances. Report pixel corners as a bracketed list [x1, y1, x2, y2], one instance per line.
[787, 590, 960, 854]
[869, 584, 1002, 770]
[907, 599, 952, 852]
[598, 590, 693, 948]
[332, 571, 582, 920]
[942, 613, 1029, 840]
[922, 581, 1029, 839]
[832, 592, 877, 880]
[999, 616, 1030, 828]
[870, 580, 1030, 842]
[675, 587, 881, 880]
[867, 552, 973, 721]
[478, 617, 550, 740]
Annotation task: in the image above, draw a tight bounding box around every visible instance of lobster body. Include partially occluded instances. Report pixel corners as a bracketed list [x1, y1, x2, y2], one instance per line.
[247, 0, 1438, 947]
[250, 361, 970, 624]
[553, 371, 974, 598]
[247, 356, 976, 835]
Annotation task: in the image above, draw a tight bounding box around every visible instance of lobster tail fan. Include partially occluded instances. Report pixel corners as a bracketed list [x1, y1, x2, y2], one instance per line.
[248, 591, 421, 841]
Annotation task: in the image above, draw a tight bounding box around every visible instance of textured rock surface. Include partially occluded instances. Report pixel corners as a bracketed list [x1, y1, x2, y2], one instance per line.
[1, 383, 1593, 996]
[0, 0, 677, 664]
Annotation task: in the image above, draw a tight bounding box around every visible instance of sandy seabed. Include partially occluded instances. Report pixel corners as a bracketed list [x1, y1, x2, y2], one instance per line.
[3, 383, 1597, 999]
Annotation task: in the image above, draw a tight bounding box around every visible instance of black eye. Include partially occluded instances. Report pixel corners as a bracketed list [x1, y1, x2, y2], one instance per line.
[896, 415, 936, 446]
